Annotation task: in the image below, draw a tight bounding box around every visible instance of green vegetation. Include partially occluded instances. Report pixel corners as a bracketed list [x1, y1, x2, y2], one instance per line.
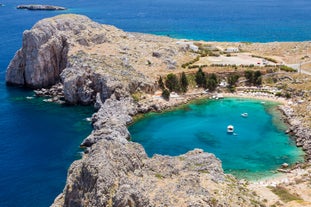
[206, 73, 218, 91]
[162, 89, 170, 100]
[155, 173, 164, 179]
[244, 70, 262, 86]
[165, 73, 180, 92]
[269, 185, 302, 203]
[180, 72, 189, 93]
[251, 55, 278, 63]
[279, 65, 297, 72]
[227, 74, 240, 92]
[158, 76, 165, 90]
[131, 92, 142, 102]
[181, 56, 200, 68]
[157, 72, 192, 100]
[195, 68, 206, 88]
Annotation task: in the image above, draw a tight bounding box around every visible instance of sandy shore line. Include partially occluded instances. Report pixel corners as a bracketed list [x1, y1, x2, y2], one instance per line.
[221, 92, 288, 104]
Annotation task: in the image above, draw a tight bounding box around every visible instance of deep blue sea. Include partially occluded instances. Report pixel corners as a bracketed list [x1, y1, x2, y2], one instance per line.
[129, 99, 304, 179]
[0, 0, 310, 206]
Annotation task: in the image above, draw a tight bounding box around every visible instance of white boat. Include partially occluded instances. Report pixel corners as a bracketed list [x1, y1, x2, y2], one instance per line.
[241, 113, 248, 118]
[227, 125, 234, 133]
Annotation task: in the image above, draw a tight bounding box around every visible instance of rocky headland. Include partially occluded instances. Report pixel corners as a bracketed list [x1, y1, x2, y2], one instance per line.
[6, 14, 311, 206]
[16, 5, 66, 11]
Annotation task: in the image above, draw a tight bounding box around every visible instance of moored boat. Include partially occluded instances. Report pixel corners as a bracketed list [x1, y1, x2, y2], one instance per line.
[227, 125, 234, 133]
[241, 113, 248, 118]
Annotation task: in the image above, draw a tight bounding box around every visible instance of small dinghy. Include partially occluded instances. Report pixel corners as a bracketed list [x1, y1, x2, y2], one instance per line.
[241, 113, 248, 118]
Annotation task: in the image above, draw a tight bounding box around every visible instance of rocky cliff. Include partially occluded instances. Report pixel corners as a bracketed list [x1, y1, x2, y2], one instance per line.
[6, 14, 263, 206]
[6, 14, 195, 103]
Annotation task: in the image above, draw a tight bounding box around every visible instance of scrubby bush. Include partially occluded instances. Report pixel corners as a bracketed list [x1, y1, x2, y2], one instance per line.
[162, 89, 170, 100]
[279, 65, 296, 72]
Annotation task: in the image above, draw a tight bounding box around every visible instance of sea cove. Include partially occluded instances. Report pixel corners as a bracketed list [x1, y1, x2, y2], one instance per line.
[129, 98, 304, 179]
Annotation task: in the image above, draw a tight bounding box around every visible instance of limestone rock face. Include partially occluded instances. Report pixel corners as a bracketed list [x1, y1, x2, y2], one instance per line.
[7, 14, 184, 103]
[6, 16, 71, 88]
[53, 138, 259, 207]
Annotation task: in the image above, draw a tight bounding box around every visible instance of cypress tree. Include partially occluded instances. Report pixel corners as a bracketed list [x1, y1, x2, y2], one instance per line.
[195, 68, 206, 88]
[158, 76, 165, 90]
[180, 72, 189, 93]
[254, 70, 262, 86]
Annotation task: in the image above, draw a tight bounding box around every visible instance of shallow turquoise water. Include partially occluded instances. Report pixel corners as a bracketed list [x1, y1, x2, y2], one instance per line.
[129, 98, 304, 179]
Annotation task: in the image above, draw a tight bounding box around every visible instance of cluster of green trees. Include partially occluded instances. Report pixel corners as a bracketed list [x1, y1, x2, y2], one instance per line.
[158, 72, 189, 100]
[195, 68, 218, 91]
[158, 68, 264, 100]
[244, 70, 262, 86]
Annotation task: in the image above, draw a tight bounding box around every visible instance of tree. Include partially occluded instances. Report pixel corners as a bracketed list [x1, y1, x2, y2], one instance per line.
[195, 68, 206, 88]
[165, 73, 180, 92]
[254, 70, 262, 86]
[180, 72, 188, 93]
[244, 70, 254, 86]
[227, 74, 240, 92]
[162, 89, 170, 100]
[206, 78, 217, 91]
[158, 76, 165, 90]
[206, 73, 218, 91]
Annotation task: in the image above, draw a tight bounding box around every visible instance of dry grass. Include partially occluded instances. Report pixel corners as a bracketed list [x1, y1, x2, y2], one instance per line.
[269, 185, 303, 203]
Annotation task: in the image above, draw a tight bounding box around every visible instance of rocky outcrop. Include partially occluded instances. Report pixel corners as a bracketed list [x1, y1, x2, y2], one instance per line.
[16, 5, 67, 10]
[6, 16, 69, 88]
[6, 14, 189, 103]
[280, 105, 311, 161]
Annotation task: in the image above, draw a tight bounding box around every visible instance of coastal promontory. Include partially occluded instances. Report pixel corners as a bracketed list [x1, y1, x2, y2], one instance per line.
[6, 14, 311, 206]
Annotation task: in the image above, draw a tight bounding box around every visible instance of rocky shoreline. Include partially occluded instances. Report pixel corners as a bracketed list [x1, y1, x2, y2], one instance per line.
[279, 105, 311, 161]
[6, 14, 311, 206]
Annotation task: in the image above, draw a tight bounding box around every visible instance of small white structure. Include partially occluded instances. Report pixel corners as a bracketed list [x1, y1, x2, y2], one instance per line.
[170, 92, 180, 98]
[176, 41, 199, 52]
[227, 125, 234, 133]
[219, 80, 228, 87]
[225, 47, 239, 53]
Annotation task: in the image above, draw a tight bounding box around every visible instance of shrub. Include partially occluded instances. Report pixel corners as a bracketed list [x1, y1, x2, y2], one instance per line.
[162, 89, 170, 100]
[279, 65, 296, 72]
[269, 185, 302, 203]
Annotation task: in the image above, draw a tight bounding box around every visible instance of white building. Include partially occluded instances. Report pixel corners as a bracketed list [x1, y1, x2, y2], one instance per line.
[225, 47, 239, 53]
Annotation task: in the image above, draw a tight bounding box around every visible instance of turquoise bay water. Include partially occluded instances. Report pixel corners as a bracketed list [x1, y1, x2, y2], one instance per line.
[129, 98, 304, 179]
